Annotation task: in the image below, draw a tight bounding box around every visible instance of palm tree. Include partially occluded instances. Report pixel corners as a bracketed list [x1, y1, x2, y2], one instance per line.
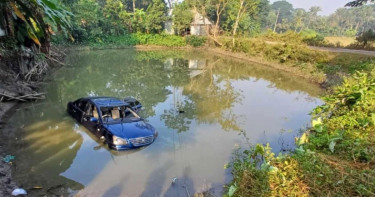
[346, 0, 374, 7]
[0, 0, 71, 53]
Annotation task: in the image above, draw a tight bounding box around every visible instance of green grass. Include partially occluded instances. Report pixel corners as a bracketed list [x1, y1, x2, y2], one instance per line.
[216, 34, 375, 85]
[53, 33, 206, 48]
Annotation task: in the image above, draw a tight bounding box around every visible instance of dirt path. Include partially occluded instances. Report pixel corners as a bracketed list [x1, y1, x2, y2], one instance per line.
[309, 46, 375, 57]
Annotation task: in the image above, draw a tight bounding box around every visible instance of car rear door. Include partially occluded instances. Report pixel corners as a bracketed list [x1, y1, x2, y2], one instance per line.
[72, 99, 87, 122]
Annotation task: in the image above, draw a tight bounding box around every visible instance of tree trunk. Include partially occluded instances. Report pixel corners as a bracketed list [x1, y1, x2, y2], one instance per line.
[133, 0, 136, 19]
[232, 0, 243, 47]
[214, 12, 220, 38]
[273, 8, 280, 33]
[4, 5, 14, 37]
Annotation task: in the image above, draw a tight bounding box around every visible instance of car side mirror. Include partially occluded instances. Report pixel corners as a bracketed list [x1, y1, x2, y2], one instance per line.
[90, 117, 98, 123]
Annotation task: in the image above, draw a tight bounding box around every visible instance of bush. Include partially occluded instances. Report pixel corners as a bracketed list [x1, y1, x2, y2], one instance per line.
[356, 29, 375, 47]
[308, 71, 375, 162]
[186, 36, 206, 47]
[345, 29, 357, 37]
[261, 30, 304, 45]
[135, 33, 186, 46]
[54, 33, 191, 47]
[300, 29, 326, 46]
[220, 37, 328, 65]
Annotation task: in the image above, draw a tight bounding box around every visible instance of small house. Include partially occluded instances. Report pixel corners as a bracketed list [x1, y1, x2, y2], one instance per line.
[164, 9, 212, 36]
[190, 10, 212, 36]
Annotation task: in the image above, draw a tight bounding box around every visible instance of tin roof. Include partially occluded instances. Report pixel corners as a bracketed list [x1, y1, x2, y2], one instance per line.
[191, 10, 212, 25]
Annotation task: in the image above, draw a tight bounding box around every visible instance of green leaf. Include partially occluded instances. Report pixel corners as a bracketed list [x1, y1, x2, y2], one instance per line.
[312, 117, 322, 127]
[329, 140, 336, 153]
[255, 144, 264, 155]
[297, 133, 309, 145]
[314, 124, 323, 133]
[228, 185, 237, 197]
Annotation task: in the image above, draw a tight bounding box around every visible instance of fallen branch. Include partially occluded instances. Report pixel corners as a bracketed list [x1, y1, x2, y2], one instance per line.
[46, 55, 66, 66]
[0, 92, 45, 102]
[208, 35, 223, 47]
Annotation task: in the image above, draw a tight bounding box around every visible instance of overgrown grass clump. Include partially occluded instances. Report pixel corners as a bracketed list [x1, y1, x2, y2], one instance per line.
[228, 71, 375, 197]
[219, 36, 329, 65]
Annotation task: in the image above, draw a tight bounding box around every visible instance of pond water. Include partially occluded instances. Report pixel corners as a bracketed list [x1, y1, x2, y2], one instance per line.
[1, 49, 323, 196]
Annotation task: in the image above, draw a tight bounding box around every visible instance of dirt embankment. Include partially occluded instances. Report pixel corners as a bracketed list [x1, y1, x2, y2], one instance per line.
[206, 47, 326, 84]
[0, 46, 66, 196]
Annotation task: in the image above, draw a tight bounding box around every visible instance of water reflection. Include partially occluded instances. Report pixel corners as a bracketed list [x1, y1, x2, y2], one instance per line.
[1, 49, 323, 196]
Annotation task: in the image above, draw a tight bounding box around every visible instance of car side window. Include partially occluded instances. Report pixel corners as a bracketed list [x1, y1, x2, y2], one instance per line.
[76, 100, 87, 111]
[84, 102, 96, 117]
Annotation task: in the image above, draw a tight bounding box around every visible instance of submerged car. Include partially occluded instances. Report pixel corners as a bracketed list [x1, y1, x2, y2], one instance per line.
[67, 97, 157, 150]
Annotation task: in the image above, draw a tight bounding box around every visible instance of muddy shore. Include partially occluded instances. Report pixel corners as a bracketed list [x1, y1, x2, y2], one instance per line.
[0, 102, 17, 196]
[0, 45, 66, 195]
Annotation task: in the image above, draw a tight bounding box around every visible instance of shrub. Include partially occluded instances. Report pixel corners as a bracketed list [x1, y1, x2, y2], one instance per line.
[186, 36, 206, 47]
[300, 29, 326, 46]
[309, 71, 375, 162]
[261, 30, 304, 45]
[345, 29, 357, 37]
[356, 29, 375, 47]
[220, 37, 328, 65]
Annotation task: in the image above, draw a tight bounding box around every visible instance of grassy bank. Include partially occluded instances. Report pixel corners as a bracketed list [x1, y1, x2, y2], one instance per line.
[226, 70, 375, 196]
[54, 33, 206, 49]
[214, 35, 375, 86]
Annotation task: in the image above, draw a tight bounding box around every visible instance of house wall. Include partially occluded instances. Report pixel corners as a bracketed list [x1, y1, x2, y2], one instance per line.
[164, 21, 174, 35]
[191, 25, 208, 36]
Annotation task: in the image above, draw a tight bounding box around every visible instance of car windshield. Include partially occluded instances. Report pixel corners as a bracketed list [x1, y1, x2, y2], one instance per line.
[100, 105, 140, 123]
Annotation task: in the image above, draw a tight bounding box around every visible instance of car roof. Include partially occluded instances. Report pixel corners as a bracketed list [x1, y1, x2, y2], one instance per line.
[86, 97, 126, 107]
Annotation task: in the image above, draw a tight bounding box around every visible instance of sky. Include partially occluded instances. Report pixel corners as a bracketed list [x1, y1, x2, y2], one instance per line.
[270, 0, 350, 16]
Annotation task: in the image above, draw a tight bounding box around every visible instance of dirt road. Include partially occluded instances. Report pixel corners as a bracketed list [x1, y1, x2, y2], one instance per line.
[310, 46, 375, 57]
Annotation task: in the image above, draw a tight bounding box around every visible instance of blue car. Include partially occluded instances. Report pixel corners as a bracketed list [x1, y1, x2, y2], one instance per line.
[67, 97, 157, 150]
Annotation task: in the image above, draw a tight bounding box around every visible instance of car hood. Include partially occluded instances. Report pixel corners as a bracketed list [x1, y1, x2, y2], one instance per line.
[103, 121, 155, 139]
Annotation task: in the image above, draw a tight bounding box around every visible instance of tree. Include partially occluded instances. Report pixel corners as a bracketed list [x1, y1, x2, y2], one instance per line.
[356, 29, 375, 46]
[305, 6, 321, 29]
[293, 8, 305, 32]
[73, 0, 101, 29]
[71, 0, 102, 41]
[145, 0, 167, 33]
[172, 1, 193, 35]
[210, 0, 230, 37]
[270, 0, 293, 33]
[103, 0, 125, 35]
[346, 0, 374, 7]
[231, 0, 259, 46]
[0, 0, 71, 52]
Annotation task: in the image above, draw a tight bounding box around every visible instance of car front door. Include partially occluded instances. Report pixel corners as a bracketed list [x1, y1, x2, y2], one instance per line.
[82, 101, 100, 135]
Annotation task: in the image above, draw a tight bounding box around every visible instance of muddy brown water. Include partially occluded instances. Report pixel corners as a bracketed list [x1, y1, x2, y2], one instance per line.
[1, 49, 323, 196]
